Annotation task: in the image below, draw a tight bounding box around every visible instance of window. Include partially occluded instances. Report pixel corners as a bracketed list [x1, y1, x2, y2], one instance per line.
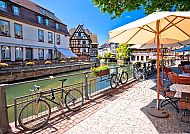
[38, 29, 44, 42]
[0, 20, 10, 36]
[1, 46, 10, 61]
[48, 32, 53, 44]
[48, 49, 52, 59]
[56, 34, 60, 45]
[0, 1, 6, 11]
[38, 49, 44, 60]
[38, 6, 46, 15]
[137, 56, 139, 61]
[14, 23, 22, 38]
[37, 16, 43, 24]
[82, 40, 86, 44]
[48, 11, 54, 19]
[141, 56, 144, 61]
[78, 32, 81, 37]
[26, 48, 32, 60]
[15, 47, 22, 60]
[45, 19, 49, 26]
[55, 23, 59, 30]
[13, 6, 20, 16]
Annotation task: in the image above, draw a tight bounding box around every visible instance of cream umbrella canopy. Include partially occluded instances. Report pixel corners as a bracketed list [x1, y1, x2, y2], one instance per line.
[108, 11, 190, 117]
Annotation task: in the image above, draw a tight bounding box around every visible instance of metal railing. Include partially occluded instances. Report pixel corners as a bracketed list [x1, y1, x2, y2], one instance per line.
[13, 82, 84, 129]
[0, 64, 134, 132]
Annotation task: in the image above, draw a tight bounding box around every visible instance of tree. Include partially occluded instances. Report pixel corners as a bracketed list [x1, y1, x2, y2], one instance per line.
[91, 0, 190, 18]
[104, 52, 112, 58]
[97, 54, 103, 60]
[116, 43, 130, 60]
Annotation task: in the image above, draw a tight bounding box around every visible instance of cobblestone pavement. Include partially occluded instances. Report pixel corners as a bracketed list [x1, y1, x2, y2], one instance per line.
[11, 78, 190, 134]
[66, 78, 190, 134]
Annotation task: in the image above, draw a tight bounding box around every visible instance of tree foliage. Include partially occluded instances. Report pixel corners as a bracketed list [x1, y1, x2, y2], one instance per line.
[116, 43, 130, 60]
[91, 0, 190, 18]
[97, 54, 103, 60]
[104, 52, 113, 58]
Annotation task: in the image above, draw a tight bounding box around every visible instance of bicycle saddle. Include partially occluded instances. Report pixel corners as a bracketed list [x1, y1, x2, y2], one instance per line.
[58, 79, 67, 82]
[34, 85, 41, 89]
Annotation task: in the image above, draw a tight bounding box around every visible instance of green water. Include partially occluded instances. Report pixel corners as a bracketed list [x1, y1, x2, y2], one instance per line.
[6, 62, 132, 123]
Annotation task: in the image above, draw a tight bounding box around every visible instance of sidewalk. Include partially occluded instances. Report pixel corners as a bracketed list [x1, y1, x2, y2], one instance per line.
[66, 78, 190, 134]
[11, 78, 190, 134]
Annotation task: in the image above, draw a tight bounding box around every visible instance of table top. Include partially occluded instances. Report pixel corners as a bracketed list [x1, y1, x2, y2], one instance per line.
[170, 84, 190, 93]
[178, 73, 190, 77]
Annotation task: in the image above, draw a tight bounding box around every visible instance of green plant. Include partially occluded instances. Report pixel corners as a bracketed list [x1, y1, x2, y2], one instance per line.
[104, 52, 112, 59]
[60, 60, 66, 63]
[116, 43, 130, 60]
[97, 54, 102, 60]
[91, 0, 190, 19]
[70, 59, 75, 62]
[92, 65, 110, 76]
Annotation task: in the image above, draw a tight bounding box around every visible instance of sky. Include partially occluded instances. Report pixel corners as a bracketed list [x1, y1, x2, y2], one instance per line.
[32, 0, 146, 46]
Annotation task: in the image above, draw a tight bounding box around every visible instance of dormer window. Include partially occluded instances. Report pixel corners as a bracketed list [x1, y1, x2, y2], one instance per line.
[0, 1, 7, 12]
[13, 6, 20, 16]
[37, 16, 43, 24]
[55, 23, 59, 30]
[45, 19, 49, 26]
[38, 7, 46, 15]
[48, 11, 54, 19]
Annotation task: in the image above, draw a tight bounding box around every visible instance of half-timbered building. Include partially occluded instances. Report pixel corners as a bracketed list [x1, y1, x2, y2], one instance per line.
[69, 25, 98, 61]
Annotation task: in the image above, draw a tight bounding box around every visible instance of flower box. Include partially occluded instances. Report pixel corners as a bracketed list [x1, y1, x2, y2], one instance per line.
[93, 65, 110, 77]
[96, 69, 110, 77]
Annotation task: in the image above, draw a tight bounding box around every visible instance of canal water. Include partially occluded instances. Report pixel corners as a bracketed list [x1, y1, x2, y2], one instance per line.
[6, 62, 133, 122]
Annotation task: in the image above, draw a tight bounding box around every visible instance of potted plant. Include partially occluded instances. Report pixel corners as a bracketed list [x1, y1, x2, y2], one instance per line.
[45, 61, 52, 65]
[26, 61, 35, 66]
[92, 65, 110, 77]
[0, 63, 8, 70]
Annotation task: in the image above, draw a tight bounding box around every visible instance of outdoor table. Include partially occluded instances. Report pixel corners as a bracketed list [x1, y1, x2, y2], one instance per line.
[170, 84, 190, 98]
[178, 73, 190, 77]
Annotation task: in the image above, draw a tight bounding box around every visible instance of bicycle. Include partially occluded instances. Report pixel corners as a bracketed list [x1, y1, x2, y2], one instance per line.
[18, 78, 84, 130]
[133, 65, 146, 81]
[110, 65, 128, 89]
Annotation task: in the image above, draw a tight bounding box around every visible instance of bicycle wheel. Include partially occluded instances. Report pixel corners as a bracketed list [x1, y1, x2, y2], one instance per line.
[120, 72, 128, 84]
[65, 89, 84, 112]
[18, 99, 51, 130]
[110, 74, 118, 89]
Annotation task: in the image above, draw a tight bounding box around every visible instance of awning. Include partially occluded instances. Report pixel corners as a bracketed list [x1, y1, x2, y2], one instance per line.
[173, 46, 190, 52]
[57, 48, 77, 58]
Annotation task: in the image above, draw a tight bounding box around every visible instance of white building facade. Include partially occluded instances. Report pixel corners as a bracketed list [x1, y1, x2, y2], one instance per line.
[0, 0, 70, 62]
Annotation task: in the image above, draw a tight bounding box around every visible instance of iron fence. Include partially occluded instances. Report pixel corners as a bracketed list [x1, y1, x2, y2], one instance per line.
[3, 64, 134, 131]
[13, 82, 84, 129]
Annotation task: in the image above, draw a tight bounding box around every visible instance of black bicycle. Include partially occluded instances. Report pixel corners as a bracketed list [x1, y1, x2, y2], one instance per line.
[18, 79, 84, 130]
[110, 65, 128, 89]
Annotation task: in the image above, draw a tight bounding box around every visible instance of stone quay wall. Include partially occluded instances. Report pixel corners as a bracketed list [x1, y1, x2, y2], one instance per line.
[0, 63, 98, 84]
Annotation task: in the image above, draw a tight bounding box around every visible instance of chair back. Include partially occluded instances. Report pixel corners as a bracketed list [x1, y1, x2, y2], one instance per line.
[178, 76, 190, 85]
[168, 72, 178, 84]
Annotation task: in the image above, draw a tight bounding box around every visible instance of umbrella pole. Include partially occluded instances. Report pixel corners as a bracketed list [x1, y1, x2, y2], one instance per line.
[156, 20, 161, 110]
[147, 20, 169, 118]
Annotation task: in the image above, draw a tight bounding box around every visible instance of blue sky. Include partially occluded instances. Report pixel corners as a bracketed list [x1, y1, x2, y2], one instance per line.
[32, 0, 146, 45]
